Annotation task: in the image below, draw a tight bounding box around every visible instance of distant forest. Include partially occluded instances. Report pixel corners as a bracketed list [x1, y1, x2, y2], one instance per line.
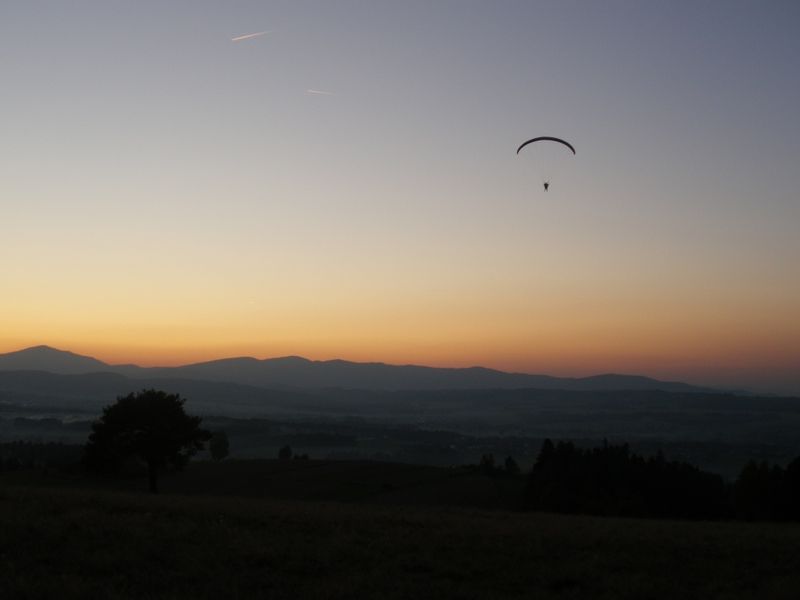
[516, 439, 800, 521]
[2, 439, 799, 522]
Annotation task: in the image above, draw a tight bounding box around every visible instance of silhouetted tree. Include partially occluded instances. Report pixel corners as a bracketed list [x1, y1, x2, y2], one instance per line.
[734, 460, 773, 520]
[278, 445, 293, 460]
[479, 453, 496, 476]
[733, 458, 800, 521]
[504, 455, 520, 475]
[84, 389, 211, 493]
[209, 430, 230, 461]
[785, 457, 800, 519]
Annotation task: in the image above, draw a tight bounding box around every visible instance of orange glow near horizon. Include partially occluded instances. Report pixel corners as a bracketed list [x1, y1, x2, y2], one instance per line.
[3, 237, 799, 388]
[5, 263, 798, 365]
[3, 233, 798, 395]
[3, 286, 798, 393]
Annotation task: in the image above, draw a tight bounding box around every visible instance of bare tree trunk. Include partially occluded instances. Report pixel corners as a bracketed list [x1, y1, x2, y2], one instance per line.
[148, 461, 158, 494]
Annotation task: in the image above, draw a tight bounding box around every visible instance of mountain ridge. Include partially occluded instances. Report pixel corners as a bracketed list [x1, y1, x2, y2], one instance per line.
[0, 345, 712, 393]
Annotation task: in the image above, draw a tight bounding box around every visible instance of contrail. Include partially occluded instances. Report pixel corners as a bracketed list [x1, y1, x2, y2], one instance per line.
[306, 89, 335, 96]
[231, 30, 271, 42]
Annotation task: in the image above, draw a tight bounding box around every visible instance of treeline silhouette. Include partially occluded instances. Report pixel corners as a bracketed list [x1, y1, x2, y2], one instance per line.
[523, 439, 800, 521]
[734, 458, 800, 521]
[0, 441, 83, 470]
[5, 438, 800, 522]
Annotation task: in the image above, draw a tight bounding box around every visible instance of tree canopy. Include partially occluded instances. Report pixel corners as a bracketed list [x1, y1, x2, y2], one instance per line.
[84, 389, 211, 493]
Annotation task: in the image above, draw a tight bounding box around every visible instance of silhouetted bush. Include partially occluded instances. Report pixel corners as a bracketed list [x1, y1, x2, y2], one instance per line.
[474, 453, 522, 480]
[504, 456, 520, 475]
[479, 453, 496, 476]
[209, 431, 230, 461]
[278, 445, 293, 460]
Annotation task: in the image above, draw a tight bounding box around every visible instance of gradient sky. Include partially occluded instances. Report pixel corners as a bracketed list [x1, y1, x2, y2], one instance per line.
[2, 1, 799, 393]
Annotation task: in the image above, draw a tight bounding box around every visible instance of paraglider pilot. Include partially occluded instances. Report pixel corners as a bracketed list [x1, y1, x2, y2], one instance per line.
[516, 136, 575, 193]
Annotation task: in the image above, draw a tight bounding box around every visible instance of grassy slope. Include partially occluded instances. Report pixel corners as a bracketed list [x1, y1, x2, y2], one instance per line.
[3, 459, 526, 509]
[2, 463, 800, 599]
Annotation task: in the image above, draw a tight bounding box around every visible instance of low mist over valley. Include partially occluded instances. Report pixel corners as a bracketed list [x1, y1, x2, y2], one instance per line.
[2, 346, 798, 478]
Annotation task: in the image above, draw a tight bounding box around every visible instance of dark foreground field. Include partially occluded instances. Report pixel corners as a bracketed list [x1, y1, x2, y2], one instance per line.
[3, 463, 800, 599]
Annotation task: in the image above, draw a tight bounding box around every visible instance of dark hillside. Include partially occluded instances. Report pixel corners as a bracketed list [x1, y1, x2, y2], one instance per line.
[1, 482, 799, 599]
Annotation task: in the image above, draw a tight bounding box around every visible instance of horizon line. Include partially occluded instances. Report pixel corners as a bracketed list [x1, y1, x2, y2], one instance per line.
[0, 344, 714, 387]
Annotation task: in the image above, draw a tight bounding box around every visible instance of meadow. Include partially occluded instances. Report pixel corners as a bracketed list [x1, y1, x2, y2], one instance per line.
[3, 460, 800, 599]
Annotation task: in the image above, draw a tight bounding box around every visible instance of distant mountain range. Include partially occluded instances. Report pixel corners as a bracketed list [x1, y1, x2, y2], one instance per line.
[0, 345, 711, 393]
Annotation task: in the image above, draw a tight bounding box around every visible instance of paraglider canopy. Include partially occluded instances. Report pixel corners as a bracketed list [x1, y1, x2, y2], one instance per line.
[516, 136, 575, 155]
[517, 136, 575, 191]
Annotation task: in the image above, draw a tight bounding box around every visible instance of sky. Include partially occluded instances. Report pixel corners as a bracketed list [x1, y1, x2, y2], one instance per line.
[1, 1, 799, 394]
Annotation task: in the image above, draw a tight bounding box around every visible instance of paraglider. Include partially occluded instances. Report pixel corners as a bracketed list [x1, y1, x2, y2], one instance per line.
[516, 136, 575, 191]
[516, 136, 576, 156]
